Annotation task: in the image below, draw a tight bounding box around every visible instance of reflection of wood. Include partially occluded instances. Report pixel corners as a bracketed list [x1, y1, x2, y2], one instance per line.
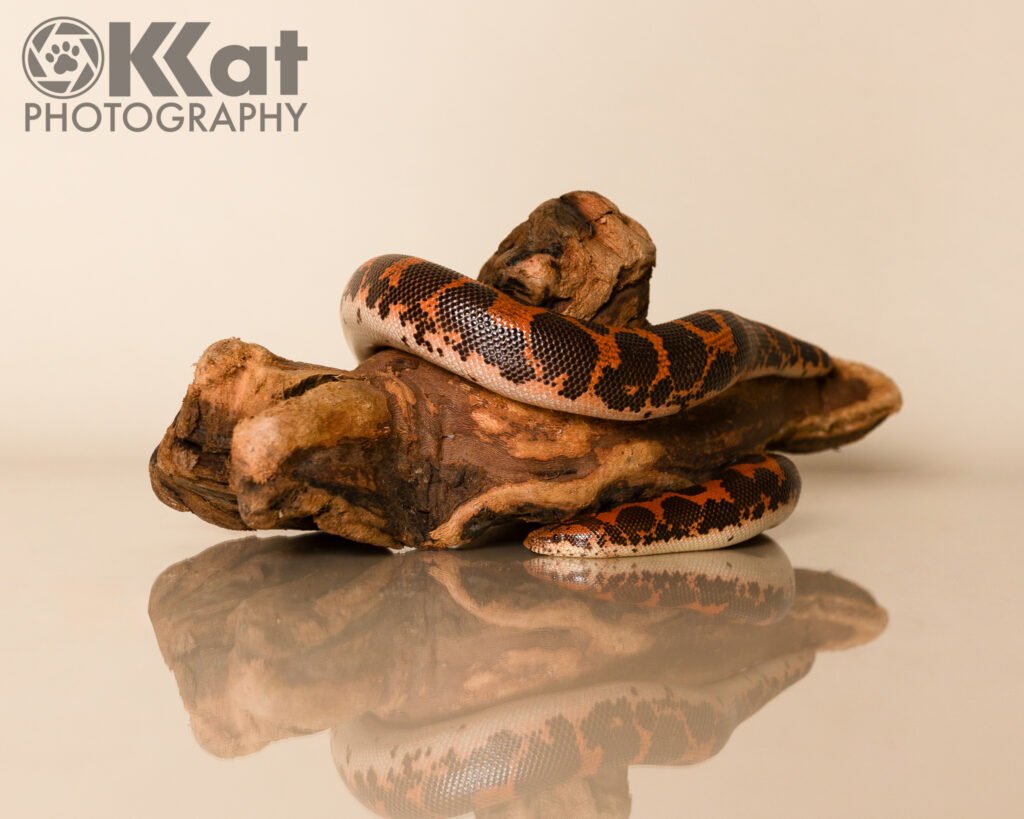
[148, 535, 888, 760]
[148, 535, 887, 817]
[149, 191, 901, 549]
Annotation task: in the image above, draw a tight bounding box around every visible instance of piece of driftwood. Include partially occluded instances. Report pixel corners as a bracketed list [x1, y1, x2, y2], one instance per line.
[479, 192, 655, 328]
[150, 192, 902, 549]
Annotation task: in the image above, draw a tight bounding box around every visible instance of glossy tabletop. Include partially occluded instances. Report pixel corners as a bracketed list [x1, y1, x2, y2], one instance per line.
[2, 454, 1019, 818]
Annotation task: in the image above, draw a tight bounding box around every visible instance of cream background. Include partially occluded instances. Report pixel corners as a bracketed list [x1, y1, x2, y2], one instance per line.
[1, 0, 1023, 471]
[2, 5, 1024, 819]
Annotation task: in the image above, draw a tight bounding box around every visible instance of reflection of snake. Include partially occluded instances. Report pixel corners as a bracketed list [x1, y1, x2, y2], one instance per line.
[342, 255, 832, 556]
[326, 543, 878, 819]
[333, 545, 810, 817]
[524, 539, 796, 622]
[333, 652, 815, 819]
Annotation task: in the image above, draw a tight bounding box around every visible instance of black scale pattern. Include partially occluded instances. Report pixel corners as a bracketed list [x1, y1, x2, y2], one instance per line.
[595, 454, 800, 549]
[436, 284, 537, 383]
[350, 256, 831, 417]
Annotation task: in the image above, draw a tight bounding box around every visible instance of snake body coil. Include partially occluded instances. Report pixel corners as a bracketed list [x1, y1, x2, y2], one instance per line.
[342, 254, 832, 556]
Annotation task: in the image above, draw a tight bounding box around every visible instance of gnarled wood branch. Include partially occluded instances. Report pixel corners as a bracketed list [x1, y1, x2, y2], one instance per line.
[150, 192, 901, 549]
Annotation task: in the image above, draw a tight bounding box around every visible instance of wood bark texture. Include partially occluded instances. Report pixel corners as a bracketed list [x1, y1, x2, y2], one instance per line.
[150, 191, 902, 549]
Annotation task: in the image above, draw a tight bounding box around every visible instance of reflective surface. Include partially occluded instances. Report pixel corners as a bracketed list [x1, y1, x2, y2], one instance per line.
[2, 454, 1021, 817]
[149, 535, 882, 817]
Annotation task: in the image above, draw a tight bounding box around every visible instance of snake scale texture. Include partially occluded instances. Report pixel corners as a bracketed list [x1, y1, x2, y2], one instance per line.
[342, 254, 832, 556]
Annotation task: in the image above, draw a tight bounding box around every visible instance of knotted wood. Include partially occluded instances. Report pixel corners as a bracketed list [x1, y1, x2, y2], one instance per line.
[150, 192, 901, 549]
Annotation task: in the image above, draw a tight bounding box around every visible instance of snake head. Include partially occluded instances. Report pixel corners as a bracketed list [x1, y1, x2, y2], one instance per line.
[524, 520, 602, 556]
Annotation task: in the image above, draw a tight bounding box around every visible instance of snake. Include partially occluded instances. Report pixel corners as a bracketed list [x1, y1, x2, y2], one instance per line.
[341, 254, 832, 557]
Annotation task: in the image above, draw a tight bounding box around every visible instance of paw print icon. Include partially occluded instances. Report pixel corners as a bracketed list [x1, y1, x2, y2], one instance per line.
[46, 42, 81, 75]
[23, 17, 104, 98]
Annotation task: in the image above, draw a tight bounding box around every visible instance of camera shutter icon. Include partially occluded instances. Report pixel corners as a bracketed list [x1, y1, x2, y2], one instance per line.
[23, 17, 104, 98]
